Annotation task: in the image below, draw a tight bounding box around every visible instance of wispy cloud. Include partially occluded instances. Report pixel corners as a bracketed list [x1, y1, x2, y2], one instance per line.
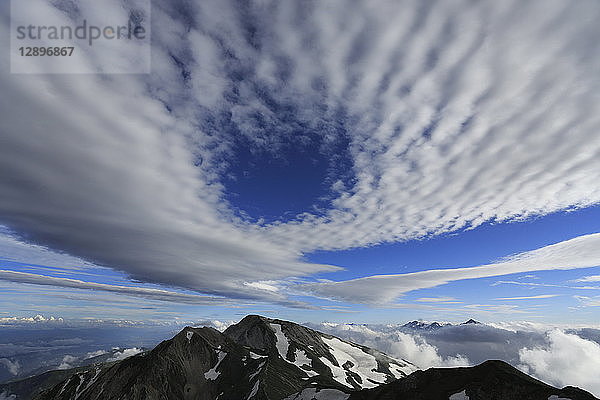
[415, 297, 462, 304]
[0, 270, 233, 305]
[573, 275, 600, 283]
[574, 296, 600, 307]
[493, 280, 600, 290]
[301, 233, 600, 304]
[493, 294, 559, 301]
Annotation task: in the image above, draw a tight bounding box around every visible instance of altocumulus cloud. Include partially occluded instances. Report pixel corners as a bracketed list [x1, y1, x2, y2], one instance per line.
[0, 0, 599, 303]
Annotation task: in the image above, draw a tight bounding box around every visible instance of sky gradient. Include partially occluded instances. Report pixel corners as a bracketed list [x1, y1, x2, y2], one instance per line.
[0, 0, 599, 325]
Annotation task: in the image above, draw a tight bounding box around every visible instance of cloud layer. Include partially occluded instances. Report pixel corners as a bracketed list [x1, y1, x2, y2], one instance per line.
[302, 233, 600, 304]
[309, 321, 600, 396]
[0, 270, 233, 305]
[0, 0, 599, 303]
[519, 330, 600, 396]
[0, 359, 20, 376]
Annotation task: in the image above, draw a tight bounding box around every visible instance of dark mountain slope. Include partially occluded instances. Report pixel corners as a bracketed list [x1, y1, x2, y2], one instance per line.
[347, 360, 597, 400]
[0, 366, 98, 400]
[33, 326, 261, 400]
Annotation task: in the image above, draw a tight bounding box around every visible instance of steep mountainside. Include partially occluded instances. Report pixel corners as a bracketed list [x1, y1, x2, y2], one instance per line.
[0, 366, 101, 400]
[224, 315, 415, 392]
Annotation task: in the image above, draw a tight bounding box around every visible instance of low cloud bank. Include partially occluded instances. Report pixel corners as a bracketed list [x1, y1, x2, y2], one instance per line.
[0, 391, 16, 400]
[0, 359, 20, 376]
[519, 330, 600, 397]
[106, 348, 143, 362]
[58, 355, 78, 370]
[193, 319, 236, 332]
[309, 321, 600, 396]
[308, 323, 469, 368]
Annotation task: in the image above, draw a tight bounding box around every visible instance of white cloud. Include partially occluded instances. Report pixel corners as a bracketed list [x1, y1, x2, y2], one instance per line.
[574, 296, 600, 307]
[0, 0, 599, 305]
[106, 348, 143, 362]
[574, 275, 600, 283]
[0, 391, 16, 400]
[493, 280, 599, 289]
[193, 319, 236, 332]
[0, 358, 20, 375]
[58, 355, 78, 370]
[518, 330, 600, 397]
[0, 269, 237, 305]
[85, 350, 108, 359]
[256, 0, 600, 252]
[301, 233, 600, 303]
[493, 295, 559, 301]
[310, 323, 469, 369]
[415, 297, 461, 303]
[386, 332, 469, 369]
[313, 320, 600, 397]
[0, 314, 63, 325]
[486, 321, 555, 333]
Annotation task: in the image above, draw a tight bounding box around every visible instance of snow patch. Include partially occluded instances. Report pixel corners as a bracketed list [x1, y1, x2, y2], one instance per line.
[72, 374, 86, 400]
[270, 323, 290, 360]
[248, 361, 265, 381]
[320, 336, 389, 388]
[249, 351, 267, 359]
[268, 324, 318, 377]
[293, 349, 318, 377]
[75, 368, 101, 399]
[449, 390, 470, 400]
[247, 380, 260, 399]
[204, 350, 226, 380]
[186, 331, 194, 342]
[389, 362, 413, 379]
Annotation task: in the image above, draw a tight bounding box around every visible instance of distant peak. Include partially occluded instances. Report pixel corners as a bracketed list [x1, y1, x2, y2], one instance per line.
[402, 320, 449, 330]
[462, 319, 480, 325]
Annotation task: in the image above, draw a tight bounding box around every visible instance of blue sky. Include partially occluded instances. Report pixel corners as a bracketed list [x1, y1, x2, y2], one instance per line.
[1, 0, 599, 325]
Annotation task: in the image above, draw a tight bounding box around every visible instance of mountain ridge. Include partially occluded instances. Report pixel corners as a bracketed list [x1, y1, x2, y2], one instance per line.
[0, 315, 596, 400]
[23, 315, 414, 400]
